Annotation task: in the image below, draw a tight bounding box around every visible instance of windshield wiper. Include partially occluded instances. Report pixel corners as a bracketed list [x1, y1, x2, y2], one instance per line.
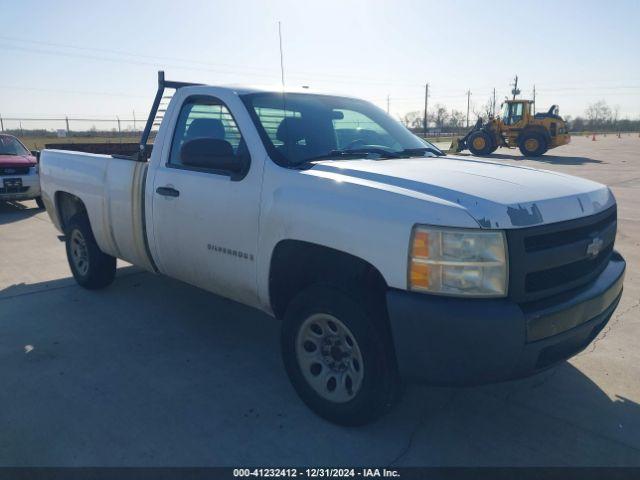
[400, 146, 445, 157]
[296, 147, 401, 167]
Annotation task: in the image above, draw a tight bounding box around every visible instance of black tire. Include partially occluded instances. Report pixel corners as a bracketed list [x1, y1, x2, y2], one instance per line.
[65, 214, 116, 289]
[281, 284, 400, 426]
[34, 196, 45, 209]
[467, 131, 494, 156]
[488, 145, 499, 154]
[518, 131, 548, 157]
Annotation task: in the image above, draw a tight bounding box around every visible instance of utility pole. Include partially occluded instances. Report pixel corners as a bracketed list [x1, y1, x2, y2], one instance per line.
[117, 116, 121, 135]
[466, 90, 472, 128]
[492, 88, 496, 116]
[386, 94, 390, 114]
[423, 83, 429, 135]
[65, 116, 70, 135]
[511, 75, 520, 100]
[133, 110, 136, 130]
[0, 114, 3, 132]
[532, 85, 536, 114]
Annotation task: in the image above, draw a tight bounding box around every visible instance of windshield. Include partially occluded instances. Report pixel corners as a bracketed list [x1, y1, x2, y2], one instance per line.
[0, 135, 30, 156]
[241, 92, 441, 167]
[500, 103, 509, 119]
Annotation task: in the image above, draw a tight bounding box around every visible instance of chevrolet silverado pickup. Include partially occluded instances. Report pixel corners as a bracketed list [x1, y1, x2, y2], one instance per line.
[39, 72, 626, 425]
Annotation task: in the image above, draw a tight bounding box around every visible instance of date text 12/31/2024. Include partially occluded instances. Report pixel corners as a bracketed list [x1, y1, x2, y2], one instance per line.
[233, 468, 400, 478]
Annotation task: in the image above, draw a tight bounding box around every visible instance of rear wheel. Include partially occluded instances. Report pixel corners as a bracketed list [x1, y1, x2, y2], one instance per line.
[467, 131, 494, 156]
[281, 285, 399, 425]
[519, 131, 548, 157]
[65, 214, 116, 289]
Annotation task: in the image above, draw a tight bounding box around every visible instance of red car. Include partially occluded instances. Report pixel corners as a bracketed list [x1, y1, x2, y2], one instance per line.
[0, 134, 43, 208]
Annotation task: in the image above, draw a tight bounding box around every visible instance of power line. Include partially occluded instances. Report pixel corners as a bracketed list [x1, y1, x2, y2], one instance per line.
[0, 38, 422, 88]
[0, 84, 147, 99]
[0, 43, 281, 79]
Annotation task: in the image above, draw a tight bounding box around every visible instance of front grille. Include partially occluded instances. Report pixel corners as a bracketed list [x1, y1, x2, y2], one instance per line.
[525, 244, 613, 292]
[0, 166, 30, 175]
[507, 206, 617, 302]
[524, 210, 616, 251]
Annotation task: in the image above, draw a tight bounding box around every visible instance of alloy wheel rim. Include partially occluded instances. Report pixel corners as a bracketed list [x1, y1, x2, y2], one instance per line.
[70, 229, 90, 276]
[295, 313, 364, 403]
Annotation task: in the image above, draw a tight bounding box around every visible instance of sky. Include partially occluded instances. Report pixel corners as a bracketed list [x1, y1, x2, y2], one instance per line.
[0, 0, 639, 131]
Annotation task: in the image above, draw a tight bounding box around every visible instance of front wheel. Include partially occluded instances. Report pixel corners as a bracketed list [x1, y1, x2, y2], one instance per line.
[281, 285, 399, 426]
[467, 131, 494, 156]
[65, 214, 116, 289]
[34, 196, 45, 209]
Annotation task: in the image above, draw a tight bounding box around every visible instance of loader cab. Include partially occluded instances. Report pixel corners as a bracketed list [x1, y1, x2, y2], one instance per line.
[500, 100, 532, 126]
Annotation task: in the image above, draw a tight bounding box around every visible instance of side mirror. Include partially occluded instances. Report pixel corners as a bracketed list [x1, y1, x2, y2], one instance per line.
[180, 138, 247, 177]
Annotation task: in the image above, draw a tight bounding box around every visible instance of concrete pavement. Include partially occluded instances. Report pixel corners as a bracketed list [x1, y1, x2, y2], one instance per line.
[0, 135, 638, 466]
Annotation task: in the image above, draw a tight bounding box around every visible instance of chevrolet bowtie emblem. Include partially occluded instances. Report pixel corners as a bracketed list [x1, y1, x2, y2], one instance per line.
[586, 237, 604, 258]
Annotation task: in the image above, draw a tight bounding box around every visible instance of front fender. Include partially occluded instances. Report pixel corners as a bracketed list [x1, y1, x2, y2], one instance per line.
[256, 165, 479, 310]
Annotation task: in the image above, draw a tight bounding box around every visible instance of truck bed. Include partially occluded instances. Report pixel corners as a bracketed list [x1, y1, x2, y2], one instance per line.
[39, 149, 155, 272]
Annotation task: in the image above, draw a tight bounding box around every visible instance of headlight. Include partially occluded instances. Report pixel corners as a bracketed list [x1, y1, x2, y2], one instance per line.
[408, 225, 508, 297]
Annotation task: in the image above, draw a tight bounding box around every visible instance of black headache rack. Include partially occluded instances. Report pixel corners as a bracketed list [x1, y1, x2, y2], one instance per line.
[44, 72, 200, 160]
[125, 71, 203, 162]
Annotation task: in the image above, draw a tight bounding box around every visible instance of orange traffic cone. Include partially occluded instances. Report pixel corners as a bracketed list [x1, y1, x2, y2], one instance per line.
[592, 133, 596, 141]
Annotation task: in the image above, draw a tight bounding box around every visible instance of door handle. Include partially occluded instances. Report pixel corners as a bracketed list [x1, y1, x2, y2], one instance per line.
[156, 186, 180, 197]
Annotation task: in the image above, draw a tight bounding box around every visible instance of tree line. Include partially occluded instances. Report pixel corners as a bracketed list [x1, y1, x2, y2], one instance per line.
[400, 99, 640, 133]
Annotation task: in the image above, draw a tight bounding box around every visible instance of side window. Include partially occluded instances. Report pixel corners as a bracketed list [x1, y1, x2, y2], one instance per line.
[511, 103, 523, 124]
[169, 99, 245, 167]
[332, 109, 399, 150]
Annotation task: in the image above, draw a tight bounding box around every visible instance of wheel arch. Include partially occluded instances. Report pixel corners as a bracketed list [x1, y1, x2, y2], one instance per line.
[55, 191, 88, 231]
[268, 239, 388, 320]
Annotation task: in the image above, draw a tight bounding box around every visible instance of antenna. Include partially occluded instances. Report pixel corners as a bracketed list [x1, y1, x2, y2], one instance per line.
[278, 21, 285, 88]
[424, 83, 429, 135]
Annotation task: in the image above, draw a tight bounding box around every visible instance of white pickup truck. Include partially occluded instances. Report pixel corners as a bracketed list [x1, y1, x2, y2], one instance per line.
[40, 72, 625, 425]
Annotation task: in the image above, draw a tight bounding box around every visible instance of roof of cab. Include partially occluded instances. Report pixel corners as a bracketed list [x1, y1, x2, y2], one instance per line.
[185, 83, 351, 97]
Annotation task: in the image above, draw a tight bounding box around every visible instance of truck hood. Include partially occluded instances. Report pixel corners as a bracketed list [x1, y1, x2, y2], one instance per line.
[0, 154, 37, 168]
[306, 155, 614, 228]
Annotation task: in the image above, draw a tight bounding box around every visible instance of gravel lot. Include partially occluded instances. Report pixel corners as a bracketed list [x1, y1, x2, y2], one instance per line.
[0, 135, 638, 466]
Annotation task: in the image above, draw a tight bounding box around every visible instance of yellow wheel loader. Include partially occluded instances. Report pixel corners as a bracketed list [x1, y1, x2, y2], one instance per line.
[453, 100, 571, 157]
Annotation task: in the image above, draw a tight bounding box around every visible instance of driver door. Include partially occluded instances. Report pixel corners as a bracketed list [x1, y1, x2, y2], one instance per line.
[149, 94, 262, 306]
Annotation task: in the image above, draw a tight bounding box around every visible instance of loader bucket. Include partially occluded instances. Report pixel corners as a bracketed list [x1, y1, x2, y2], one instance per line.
[447, 137, 464, 153]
